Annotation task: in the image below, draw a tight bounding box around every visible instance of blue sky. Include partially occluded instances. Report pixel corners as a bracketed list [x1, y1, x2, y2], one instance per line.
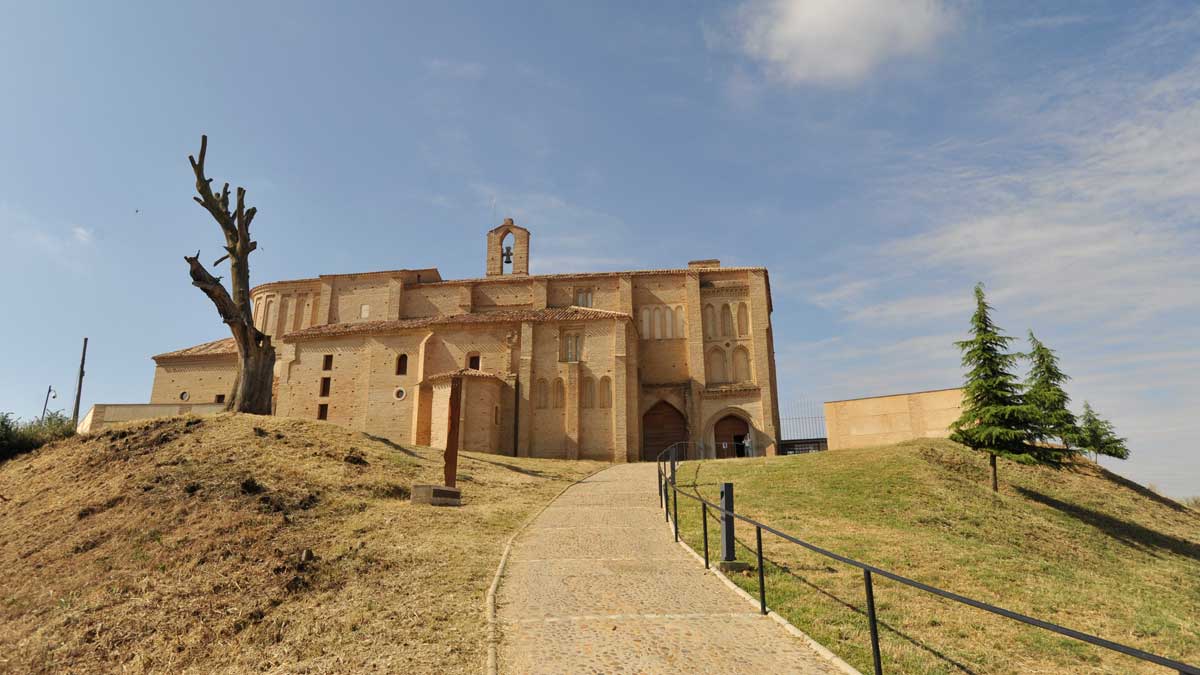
[2, 1, 1197, 496]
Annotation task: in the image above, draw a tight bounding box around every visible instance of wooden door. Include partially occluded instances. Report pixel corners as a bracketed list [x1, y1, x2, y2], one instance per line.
[642, 401, 688, 462]
[714, 415, 749, 459]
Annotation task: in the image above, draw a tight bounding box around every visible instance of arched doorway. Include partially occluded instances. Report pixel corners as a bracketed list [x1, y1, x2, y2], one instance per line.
[714, 415, 750, 459]
[642, 401, 688, 462]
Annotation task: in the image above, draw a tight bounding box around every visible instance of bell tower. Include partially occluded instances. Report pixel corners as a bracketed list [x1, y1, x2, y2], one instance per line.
[486, 218, 530, 276]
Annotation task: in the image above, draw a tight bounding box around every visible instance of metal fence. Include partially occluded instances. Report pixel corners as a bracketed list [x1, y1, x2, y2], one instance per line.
[655, 443, 1198, 675]
[779, 398, 827, 440]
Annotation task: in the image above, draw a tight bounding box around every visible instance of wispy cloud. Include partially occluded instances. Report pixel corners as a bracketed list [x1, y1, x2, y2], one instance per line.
[1011, 14, 1096, 31]
[720, 0, 960, 87]
[794, 13, 1200, 495]
[425, 58, 486, 80]
[469, 184, 645, 273]
[0, 205, 96, 266]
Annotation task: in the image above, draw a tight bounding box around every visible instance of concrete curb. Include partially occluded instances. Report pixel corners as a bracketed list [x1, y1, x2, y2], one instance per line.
[664, 516, 863, 675]
[484, 463, 613, 675]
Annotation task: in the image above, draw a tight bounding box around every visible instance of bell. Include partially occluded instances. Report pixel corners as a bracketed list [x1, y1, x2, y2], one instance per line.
[502, 246, 513, 264]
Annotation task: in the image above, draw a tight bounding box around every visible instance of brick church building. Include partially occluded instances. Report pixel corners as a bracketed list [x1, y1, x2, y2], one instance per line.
[148, 220, 781, 462]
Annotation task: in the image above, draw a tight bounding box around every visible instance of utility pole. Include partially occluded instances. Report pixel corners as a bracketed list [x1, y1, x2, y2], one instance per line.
[71, 337, 89, 427]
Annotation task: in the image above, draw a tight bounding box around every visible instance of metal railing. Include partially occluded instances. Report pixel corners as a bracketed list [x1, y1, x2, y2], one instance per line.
[654, 443, 1199, 675]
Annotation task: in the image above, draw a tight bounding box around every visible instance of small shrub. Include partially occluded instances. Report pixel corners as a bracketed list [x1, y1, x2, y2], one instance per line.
[0, 410, 75, 463]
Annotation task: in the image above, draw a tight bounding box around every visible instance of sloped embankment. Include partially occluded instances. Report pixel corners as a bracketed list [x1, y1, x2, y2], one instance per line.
[0, 413, 603, 674]
[674, 439, 1200, 674]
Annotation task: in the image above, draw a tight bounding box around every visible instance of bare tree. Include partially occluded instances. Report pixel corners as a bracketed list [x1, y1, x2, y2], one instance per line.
[184, 135, 274, 414]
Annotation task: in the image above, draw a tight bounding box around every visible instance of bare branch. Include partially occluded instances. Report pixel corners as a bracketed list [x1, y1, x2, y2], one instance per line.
[184, 134, 273, 414]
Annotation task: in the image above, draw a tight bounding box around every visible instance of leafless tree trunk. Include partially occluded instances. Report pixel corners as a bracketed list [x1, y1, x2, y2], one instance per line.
[184, 135, 274, 414]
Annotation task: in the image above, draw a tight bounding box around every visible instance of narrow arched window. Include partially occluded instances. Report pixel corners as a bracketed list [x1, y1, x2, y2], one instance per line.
[536, 378, 549, 409]
[737, 303, 750, 337]
[553, 378, 565, 408]
[721, 304, 734, 337]
[581, 376, 595, 408]
[599, 376, 612, 408]
[707, 348, 727, 383]
[676, 306, 685, 337]
[653, 307, 662, 339]
[703, 305, 715, 339]
[664, 307, 674, 339]
[641, 308, 652, 338]
[396, 353, 408, 376]
[733, 346, 751, 382]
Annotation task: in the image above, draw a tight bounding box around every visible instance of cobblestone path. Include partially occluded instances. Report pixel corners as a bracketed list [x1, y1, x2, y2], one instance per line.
[495, 461, 848, 674]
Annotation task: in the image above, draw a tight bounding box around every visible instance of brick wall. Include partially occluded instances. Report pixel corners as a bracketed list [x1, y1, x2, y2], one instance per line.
[150, 358, 238, 405]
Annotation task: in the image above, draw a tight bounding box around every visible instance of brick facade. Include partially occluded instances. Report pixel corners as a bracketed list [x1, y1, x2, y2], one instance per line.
[149, 221, 781, 461]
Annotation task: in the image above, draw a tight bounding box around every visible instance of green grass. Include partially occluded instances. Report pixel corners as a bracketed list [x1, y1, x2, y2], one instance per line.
[670, 439, 1200, 674]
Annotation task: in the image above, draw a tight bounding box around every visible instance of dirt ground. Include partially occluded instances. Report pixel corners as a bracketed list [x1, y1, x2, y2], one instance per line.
[0, 413, 604, 674]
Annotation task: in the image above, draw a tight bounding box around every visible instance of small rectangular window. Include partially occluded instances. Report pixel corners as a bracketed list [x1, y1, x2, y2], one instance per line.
[562, 333, 582, 362]
[319, 377, 331, 397]
[360, 303, 370, 319]
[575, 289, 593, 307]
[317, 403, 328, 420]
[322, 354, 333, 370]
[215, 394, 226, 404]
[468, 354, 481, 370]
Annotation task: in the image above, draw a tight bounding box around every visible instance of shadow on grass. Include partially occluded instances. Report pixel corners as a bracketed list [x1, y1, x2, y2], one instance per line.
[459, 453, 551, 478]
[1090, 464, 1197, 514]
[675, 477, 979, 674]
[1016, 487, 1200, 561]
[362, 434, 429, 460]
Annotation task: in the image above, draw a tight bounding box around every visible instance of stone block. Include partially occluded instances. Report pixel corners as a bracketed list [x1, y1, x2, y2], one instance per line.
[411, 484, 462, 506]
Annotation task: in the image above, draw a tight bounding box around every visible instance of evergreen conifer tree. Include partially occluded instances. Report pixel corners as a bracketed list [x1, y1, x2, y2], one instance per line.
[1075, 401, 1129, 461]
[1025, 331, 1079, 452]
[950, 283, 1040, 492]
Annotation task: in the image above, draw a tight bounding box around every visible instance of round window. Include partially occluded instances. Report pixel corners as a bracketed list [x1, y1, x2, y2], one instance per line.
[179, 391, 190, 401]
[393, 387, 406, 401]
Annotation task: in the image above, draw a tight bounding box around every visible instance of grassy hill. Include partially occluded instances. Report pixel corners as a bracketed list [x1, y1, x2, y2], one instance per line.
[673, 439, 1200, 674]
[0, 414, 603, 674]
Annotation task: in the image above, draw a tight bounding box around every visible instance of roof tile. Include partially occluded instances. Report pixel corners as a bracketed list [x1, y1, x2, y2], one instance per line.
[153, 337, 238, 361]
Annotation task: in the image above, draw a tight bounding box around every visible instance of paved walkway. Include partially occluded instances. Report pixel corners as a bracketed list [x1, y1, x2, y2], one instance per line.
[495, 462, 847, 674]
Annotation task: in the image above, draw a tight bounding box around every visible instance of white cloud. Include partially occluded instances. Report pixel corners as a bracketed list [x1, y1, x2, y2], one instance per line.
[731, 0, 958, 86]
[71, 226, 93, 244]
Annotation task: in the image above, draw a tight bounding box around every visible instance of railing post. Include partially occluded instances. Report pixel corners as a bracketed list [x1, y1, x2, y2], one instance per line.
[657, 462, 663, 508]
[664, 472, 671, 523]
[720, 483, 738, 565]
[669, 444, 677, 486]
[756, 525, 766, 615]
[701, 502, 709, 569]
[864, 569, 883, 675]
[672, 481, 679, 542]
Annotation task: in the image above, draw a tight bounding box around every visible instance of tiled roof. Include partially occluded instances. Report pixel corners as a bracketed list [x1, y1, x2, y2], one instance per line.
[422, 368, 507, 384]
[254, 265, 767, 292]
[283, 306, 631, 341]
[153, 337, 238, 361]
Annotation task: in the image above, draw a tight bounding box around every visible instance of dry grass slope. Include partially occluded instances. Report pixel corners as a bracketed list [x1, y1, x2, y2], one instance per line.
[674, 439, 1200, 675]
[0, 413, 603, 674]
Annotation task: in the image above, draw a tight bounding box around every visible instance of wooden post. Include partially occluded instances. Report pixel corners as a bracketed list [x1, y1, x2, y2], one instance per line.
[71, 337, 88, 427]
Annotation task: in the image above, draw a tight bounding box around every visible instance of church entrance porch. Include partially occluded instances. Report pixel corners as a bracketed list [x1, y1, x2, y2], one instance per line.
[641, 401, 688, 462]
[714, 414, 750, 459]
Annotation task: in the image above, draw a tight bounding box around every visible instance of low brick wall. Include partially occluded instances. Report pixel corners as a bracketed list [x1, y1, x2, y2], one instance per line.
[77, 403, 227, 434]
